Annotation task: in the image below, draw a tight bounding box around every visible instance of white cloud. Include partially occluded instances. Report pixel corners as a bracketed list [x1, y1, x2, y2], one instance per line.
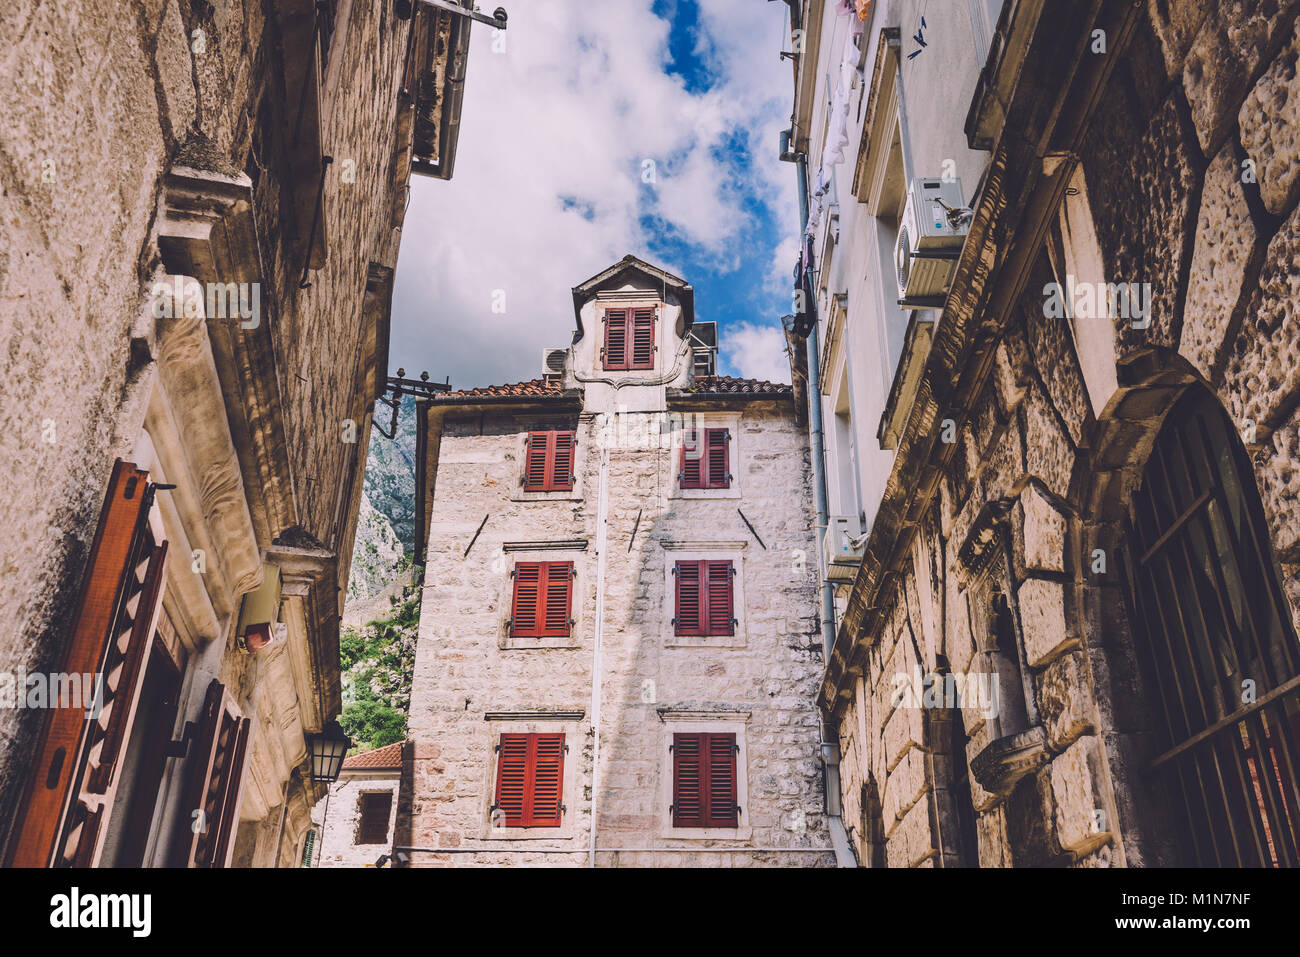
[723, 321, 791, 384]
[388, 0, 796, 390]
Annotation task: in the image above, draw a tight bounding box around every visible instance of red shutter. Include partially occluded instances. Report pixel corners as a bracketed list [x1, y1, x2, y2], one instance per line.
[706, 560, 735, 636]
[674, 561, 702, 635]
[495, 733, 565, 827]
[705, 429, 730, 488]
[182, 680, 251, 868]
[680, 431, 703, 489]
[603, 309, 628, 370]
[3, 459, 154, 868]
[672, 733, 704, 827]
[630, 308, 656, 369]
[551, 430, 575, 491]
[524, 432, 550, 490]
[512, 562, 572, 637]
[673, 732, 737, 828]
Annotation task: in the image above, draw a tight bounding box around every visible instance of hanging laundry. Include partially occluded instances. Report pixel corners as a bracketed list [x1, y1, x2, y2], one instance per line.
[855, 0, 872, 20]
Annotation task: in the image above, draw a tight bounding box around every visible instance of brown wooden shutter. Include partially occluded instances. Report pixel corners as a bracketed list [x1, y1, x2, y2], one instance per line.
[512, 562, 572, 638]
[511, 563, 541, 636]
[680, 431, 703, 489]
[495, 732, 565, 827]
[551, 430, 575, 491]
[672, 732, 737, 828]
[3, 459, 155, 868]
[603, 309, 628, 370]
[705, 428, 730, 488]
[182, 680, 251, 868]
[542, 561, 574, 636]
[705, 560, 735, 636]
[523, 432, 550, 490]
[630, 308, 656, 369]
[674, 561, 702, 635]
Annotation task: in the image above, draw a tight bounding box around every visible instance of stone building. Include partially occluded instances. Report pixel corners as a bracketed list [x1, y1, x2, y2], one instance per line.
[786, 0, 1300, 867]
[308, 741, 405, 868]
[0, 0, 486, 867]
[402, 256, 847, 866]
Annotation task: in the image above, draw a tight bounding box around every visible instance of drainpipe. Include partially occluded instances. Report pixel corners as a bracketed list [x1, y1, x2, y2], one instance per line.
[780, 7, 856, 860]
[587, 420, 612, 868]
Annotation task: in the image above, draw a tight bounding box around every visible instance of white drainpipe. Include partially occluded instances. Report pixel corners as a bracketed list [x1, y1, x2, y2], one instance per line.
[587, 417, 612, 867]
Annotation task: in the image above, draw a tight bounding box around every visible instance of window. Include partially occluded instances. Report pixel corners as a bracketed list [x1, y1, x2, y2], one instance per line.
[1120, 389, 1300, 867]
[602, 307, 656, 370]
[523, 430, 575, 491]
[673, 560, 734, 637]
[672, 732, 738, 828]
[175, 679, 252, 868]
[356, 792, 393, 845]
[510, 561, 574, 638]
[679, 428, 730, 489]
[494, 733, 565, 827]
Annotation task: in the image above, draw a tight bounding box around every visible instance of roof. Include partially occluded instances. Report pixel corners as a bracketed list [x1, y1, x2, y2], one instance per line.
[679, 375, 793, 397]
[431, 378, 565, 401]
[342, 741, 404, 771]
[571, 255, 695, 338]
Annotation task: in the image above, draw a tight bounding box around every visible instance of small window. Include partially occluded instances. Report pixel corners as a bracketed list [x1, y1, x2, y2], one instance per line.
[672, 732, 738, 828]
[674, 560, 734, 636]
[523, 430, 576, 491]
[355, 792, 392, 845]
[494, 733, 565, 827]
[510, 562, 574, 638]
[679, 428, 731, 489]
[602, 308, 656, 370]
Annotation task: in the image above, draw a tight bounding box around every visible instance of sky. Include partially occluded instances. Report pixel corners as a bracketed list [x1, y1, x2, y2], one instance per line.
[387, 0, 802, 390]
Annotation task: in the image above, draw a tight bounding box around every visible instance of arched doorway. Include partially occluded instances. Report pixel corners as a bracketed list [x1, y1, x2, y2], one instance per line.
[1119, 388, 1300, 866]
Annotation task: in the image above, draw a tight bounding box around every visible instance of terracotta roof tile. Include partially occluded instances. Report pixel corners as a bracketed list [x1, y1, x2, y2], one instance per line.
[342, 741, 404, 771]
[436, 378, 564, 400]
[683, 374, 793, 396]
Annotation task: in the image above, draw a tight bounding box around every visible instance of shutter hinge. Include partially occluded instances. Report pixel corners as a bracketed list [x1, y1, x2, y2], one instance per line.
[509, 568, 516, 577]
[736, 805, 743, 816]
[494, 743, 500, 752]
[560, 804, 567, 814]
[571, 566, 578, 578]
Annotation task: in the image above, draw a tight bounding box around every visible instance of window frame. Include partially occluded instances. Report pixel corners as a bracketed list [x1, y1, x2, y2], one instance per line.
[480, 717, 582, 842]
[679, 427, 732, 490]
[498, 552, 586, 650]
[661, 546, 748, 648]
[508, 560, 575, 640]
[669, 413, 742, 500]
[658, 714, 751, 840]
[522, 429, 577, 492]
[354, 789, 395, 846]
[601, 307, 657, 371]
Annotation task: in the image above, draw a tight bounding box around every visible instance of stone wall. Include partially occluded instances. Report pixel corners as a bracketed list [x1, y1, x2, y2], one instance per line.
[408, 335, 831, 864]
[314, 772, 401, 868]
[831, 0, 1300, 868]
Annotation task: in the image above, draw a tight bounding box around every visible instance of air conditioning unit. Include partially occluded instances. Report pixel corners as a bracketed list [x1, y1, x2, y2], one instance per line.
[541, 348, 567, 381]
[895, 177, 968, 308]
[822, 515, 866, 584]
[689, 322, 717, 377]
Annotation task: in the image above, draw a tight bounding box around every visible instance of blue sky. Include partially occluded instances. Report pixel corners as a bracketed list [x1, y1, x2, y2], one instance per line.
[389, 0, 800, 388]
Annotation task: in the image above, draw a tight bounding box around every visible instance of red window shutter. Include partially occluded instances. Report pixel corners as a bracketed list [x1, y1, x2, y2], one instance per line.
[551, 430, 575, 491]
[705, 429, 730, 488]
[495, 733, 565, 827]
[603, 309, 628, 370]
[680, 431, 703, 489]
[524, 432, 550, 490]
[706, 560, 735, 636]
[672, 733, 704, 827]
[674, 561, 702, 635]
[182, 679, 251, 868]
[630, 308, 656, 369]
[705, 733, 739, 826]
[512, 562, 572, 637]
[3, 459, 154, 868]
[673, 732, 737, 828]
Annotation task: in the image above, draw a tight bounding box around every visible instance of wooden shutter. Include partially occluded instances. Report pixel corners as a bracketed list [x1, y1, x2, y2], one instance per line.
[3, 459, 156, 868]
[182, 680, 251, 868]
[494, 732, 565, 827]
[674, 561, 702, 635]
[630, 307, 656, 369]
[675, 560, 733, 636]
[603, 309, 628, 370]
[357, 792, 393, 844]
[523, 431, 550, 490]
[524, 430, 576, 492]
[511, 562, 572, 638]
[680, 431, 703, 489]
[705, 428, 730, 488]
[672, 732, 738, 828]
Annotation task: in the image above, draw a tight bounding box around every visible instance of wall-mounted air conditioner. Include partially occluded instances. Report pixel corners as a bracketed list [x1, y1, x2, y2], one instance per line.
[822, 515, 866, 584]
[895, 177, 968, 308]
[541, 348, 567, 381]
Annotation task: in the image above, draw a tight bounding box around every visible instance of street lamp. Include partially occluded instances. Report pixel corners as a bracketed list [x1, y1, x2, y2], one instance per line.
[305, 721, 352, 784]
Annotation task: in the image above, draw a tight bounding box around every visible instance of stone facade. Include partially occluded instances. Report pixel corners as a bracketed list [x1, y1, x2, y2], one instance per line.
[404, 258, 834, 866]
[310, 741, 404, 868]
[0, 0, 476, 867]
[792, 0, 1300, 867]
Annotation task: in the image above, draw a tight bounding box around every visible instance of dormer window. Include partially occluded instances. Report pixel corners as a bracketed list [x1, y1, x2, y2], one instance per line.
[602, 308, 656, 371]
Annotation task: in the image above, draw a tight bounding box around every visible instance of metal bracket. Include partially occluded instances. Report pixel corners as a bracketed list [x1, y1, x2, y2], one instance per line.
[417, 0, 508, 30]
[165, 720, 199, 758]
